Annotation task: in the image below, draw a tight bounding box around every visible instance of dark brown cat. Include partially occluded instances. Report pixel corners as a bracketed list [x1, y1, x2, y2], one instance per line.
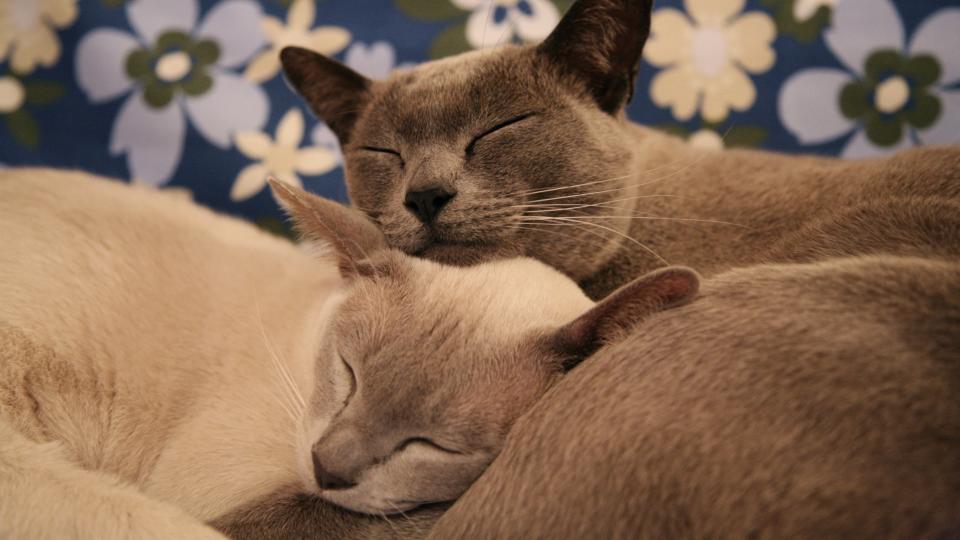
[280, 0, 960, 300]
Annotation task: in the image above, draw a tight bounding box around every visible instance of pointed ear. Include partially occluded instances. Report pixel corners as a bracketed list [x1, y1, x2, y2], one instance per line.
[280, 46, 371, 145]
[537, 0, 653, 114]
[551, 266, 699, 370]
[268, 178, 387, 278]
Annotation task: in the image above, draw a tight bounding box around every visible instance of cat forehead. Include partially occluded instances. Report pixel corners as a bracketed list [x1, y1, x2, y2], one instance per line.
[340, 256, 592, 342]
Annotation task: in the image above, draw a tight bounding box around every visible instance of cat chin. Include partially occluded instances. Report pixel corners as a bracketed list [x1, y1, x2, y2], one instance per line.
[411, 240, 509, 267]
[319, 489, 420, 515]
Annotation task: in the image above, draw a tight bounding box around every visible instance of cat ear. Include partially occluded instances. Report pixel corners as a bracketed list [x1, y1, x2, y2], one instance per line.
[268, 178, 387, 279]
[280, 46, 371, 145]
[537, 0, 653, 114]
[550, 266, 699, 370]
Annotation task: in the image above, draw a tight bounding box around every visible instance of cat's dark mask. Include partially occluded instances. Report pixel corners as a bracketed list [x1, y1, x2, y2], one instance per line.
[280, 0, 654, 283]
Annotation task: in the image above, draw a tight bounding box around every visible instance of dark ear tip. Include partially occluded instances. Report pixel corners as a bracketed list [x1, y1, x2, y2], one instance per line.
[280, 46, 313, 63]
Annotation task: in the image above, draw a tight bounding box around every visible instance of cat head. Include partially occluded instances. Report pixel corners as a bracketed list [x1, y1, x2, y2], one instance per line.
[280, 0, 653, 281]
[269, 179, 698, 515]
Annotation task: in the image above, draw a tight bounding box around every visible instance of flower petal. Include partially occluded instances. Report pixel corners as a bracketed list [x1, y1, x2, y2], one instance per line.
[287, 0, 315, 32]
[345, 41, 396, 79]
[261, 16, 284, 41]
[234, 130, 272, 159]
[727, 12, 776, 73]
[127, 0, 198, 44]
[295, 147, 338, 175]
[75, 28, 139, 103]
[465, 4, 511, 49]
[841, 128, 912, 159]
[510, 0, 560, 44]
[650, 65, 701, 121]
[243, 49, 280, 83]
[702, 66, 754, 121]
[916, 89, 960, 146]
[276, 108, 305, 147]
[273, 171, 303, 190]
[41, 0, 79, 27]
[110, 92, 185, 187]
[779, 68, 856, 145]
[645, 9, 693, 67]
[686, 0, 745, 26]
[231, 163, 269, 201]
[308, 27, 352, 56]
[909, 8, 960, 86]
[184, 69, 268, 148]
[824, 0, 904, 76]
[10, 22, 60, 74]
[451, 0, 485, 9]
[195, 0, 265, 68]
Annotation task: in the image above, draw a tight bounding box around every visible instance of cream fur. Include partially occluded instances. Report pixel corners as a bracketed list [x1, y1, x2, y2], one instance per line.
[0, 168, 340, 537]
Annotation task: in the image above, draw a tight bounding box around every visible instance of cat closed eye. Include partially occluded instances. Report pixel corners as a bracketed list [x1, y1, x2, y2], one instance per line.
[340, 354, 357, 398]
[398, 437, 463, 455]
[359, 146, 404, 166]
[465, 113, 536, 157]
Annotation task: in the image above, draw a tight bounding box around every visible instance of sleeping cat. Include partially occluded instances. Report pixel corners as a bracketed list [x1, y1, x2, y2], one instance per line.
[0, 168, 697, 538]
[279, 0, 960, 299]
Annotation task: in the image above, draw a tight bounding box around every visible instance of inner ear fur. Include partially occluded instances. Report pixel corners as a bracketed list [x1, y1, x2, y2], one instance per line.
[280, 46, 371, 145]
[268, 178, 387, 278]
[537, 0, 654, 114]
[552, 266, 700, 370]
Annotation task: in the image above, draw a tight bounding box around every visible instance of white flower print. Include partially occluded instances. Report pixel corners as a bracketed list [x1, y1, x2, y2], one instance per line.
[0, 0, 77, 74]
[644, 0, 777, 122]
[232, 108, 339, 202]
[75, 0, 268, 186]
[244, 0, 351, 83]
[452, 0, 560, 49]
[778, 0, 960, 158]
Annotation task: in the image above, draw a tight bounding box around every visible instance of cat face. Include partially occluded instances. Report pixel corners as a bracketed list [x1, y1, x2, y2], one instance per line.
[269, 180, 699, 515]
[281, 0, 654, 282]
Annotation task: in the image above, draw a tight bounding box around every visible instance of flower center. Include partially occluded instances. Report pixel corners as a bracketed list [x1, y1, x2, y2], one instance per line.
[691, 28, 728, 78]
[0, 76, 26, 113]
[265, 144, 298, 175]
[874, 76, 910, 114]
[10, 0, 40, 31]
[155, 51, 193, 82]
[493, 0, 519, 7]
[793, 0, 836, 22]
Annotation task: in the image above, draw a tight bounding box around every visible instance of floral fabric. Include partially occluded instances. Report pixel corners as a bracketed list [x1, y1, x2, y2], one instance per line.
[0, 0, 957, 230]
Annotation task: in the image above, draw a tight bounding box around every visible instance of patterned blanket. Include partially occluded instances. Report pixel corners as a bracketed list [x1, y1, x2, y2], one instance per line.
[0, 0, 957, 231]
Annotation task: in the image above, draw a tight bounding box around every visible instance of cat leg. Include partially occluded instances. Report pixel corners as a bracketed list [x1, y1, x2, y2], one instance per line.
[0, 417, 227, 540]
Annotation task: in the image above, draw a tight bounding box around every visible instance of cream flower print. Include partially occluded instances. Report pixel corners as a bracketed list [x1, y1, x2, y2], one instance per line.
[232, 108, 339, 201]
[0, 0, 77, 74]
[451, 0, 560, 49]
[645, 0, 777, 122]
[244, 0, 350, 83]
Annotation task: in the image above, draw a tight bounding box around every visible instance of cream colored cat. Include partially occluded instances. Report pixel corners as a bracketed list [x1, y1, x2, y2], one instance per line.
[0, 168, 697, 538]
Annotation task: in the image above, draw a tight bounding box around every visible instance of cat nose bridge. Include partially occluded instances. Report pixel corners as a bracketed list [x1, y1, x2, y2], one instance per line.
[403, 154, 459, 225]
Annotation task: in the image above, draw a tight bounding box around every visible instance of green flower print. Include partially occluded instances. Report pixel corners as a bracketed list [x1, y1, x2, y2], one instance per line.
[125, 31, 221, 109]
[763, 0, 832, 43]
[0, 73, 65, 148]
[839, 50, 941, 147]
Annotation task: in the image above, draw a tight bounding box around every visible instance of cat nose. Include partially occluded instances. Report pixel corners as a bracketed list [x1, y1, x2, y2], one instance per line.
[312, 452, 357, 491]
[404, 186, 456, 224]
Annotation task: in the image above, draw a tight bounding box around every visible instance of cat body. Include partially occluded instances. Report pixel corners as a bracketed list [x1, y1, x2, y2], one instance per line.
[1, 168, 695, 537]
[0, 168, 337, 537]
[280, 0, 960, 299]
[429, 254, 960, 539]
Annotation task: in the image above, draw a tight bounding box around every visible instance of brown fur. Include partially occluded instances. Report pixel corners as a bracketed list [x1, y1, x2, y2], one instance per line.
[281, 0, 960, 300]
[429, 255, 960, 539]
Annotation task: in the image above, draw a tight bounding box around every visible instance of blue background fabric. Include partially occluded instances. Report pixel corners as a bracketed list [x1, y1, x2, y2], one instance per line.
[0, 0, 958, 233]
